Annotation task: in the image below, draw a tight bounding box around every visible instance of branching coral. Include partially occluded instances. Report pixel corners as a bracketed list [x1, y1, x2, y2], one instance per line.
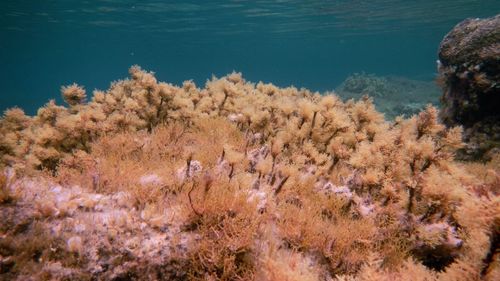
[0, 66, 499, 280]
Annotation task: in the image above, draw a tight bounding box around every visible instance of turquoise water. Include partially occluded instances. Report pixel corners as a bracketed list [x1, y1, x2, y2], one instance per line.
[1, 0, 499, 115]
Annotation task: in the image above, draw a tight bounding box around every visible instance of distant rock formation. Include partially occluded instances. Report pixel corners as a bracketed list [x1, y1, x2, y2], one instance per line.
[438, 15, 500, 160]
[335, 73, 440, 119]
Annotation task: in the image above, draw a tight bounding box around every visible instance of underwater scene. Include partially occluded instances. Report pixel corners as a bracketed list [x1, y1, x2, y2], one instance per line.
[1, 1, 499, 280]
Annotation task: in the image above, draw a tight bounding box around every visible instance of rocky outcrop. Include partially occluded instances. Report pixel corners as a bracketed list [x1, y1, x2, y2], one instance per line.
[438, 15, 500, 160]
[335, 73, 440, 119]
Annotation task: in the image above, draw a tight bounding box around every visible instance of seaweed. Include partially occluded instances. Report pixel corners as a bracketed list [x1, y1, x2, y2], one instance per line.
[0, 67, 498, 280]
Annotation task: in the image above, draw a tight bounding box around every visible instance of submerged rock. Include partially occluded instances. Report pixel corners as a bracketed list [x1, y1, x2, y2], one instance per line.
[438, 15, 500, 160]
[336, 73, 440, 119]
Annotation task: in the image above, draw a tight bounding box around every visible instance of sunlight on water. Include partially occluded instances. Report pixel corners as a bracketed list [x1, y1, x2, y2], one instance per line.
[3, 0, 498, 37]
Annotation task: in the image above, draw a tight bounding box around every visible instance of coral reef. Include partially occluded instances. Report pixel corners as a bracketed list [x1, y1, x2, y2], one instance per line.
[0, 66, 499, 280]
[336, 73, 440, 119]
[437, 15, 500, 160]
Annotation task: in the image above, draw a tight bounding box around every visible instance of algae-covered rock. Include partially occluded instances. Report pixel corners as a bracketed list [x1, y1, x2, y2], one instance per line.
[438, 15, 500, 160]
[336, 73, 440, 119]
[1, 67, 499, 280]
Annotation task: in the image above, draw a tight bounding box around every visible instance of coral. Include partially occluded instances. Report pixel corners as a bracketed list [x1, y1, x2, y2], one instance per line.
[0, 66, 499, 280]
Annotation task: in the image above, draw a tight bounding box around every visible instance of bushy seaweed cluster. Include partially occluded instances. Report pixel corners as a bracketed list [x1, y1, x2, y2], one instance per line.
[0, 66, 498, 280]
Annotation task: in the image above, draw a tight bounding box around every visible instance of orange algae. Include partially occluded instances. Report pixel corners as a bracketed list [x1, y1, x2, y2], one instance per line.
[0, 66, 498, 280]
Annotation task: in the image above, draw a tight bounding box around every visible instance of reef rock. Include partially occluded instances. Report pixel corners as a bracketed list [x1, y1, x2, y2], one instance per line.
[336, 73, 440, 119]
[438, 15, 500, 160]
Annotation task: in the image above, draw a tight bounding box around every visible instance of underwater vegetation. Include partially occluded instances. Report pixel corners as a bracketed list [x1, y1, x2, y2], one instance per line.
[0, 65, 499, 280]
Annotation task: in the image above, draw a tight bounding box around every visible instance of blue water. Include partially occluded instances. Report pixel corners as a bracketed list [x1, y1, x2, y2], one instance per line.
[1, 1, 499, 115]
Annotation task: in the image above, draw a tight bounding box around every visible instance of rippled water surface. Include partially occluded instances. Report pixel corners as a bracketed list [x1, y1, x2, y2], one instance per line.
[1, 0, 499, 114]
